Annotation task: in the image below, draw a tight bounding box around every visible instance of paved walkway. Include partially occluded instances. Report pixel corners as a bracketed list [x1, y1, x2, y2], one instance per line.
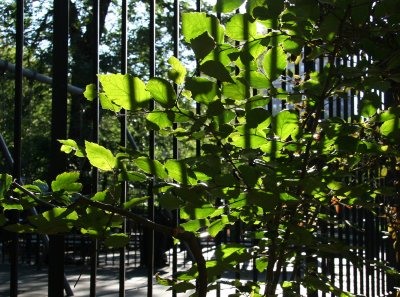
[0, 264, 194, 297]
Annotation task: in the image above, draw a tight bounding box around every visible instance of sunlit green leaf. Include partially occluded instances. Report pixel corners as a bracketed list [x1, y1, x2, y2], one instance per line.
[123, 197, 150, 209]
[240, 71, 272, 89]
[133, 157, 167, 178]
[263, 46, 287, 81]
[51, 172, 82, 193]
[85, 141, 116, 171]
[255, 257, 268, 272]
[1, 202, 23, 211]
[99, 74, 151, 110]
[180, 218, 209, 232]
[146, 111, 173, 130]
[380, 118, 400, 137]
[168, 56, 187, 85]
[273, 110, 298, 140]
[0, 173, 12, 198]
[182, 12, 224, 44]
[327, 180, 344, 191]
[83, 83, 96, 101]
[222, 78, 248, 100]
[181, 205, 216, 220]
[165, 160, 197, 185]
[226, 13, 257, 41]
[147, 78, 176, 108]
[58, 139, 85, 157]
[209, 215, 230, 237]
[360, 92, 381, 118]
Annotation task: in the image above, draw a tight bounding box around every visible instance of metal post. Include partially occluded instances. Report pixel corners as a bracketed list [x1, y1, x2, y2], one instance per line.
[11, 1, 24, 296]
[147, 1, 156, 296]
[119, 0, 128, 296]
[172, 1, 179, 296]
[90, 1, 100, 296]
[49, 0, 69, 296]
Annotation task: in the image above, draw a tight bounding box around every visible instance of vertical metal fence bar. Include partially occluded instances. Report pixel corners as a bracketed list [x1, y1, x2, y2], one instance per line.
[90, 1, 100, 296]
[172, 1, 179, 296]
[11, 1, 24, 296]
[147, 1, 156, 296]
[119, 1, 128, 296]
[49, 1, 69, 296]
[195, 0, 201, 158]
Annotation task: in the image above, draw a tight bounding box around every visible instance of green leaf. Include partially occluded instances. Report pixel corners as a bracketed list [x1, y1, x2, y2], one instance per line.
[190, 32, 216, 61]
[186, 77, 219, 104]
[202, 43, 239, 66]
[159, 192, 183, 210]
[360, 92, 381, 118]
[380, 118, 400, 136]
[29, 208, 78, 234]
[104, 233, 129, 248]
[200, 60, 234, 83]
[226, 13, 257, 41]
[165, 160, 197, 185]
[43, 208, 78, 221]
[171, 282, 196, 293]
[0, 173, 12, 198]
[99, 93, 121, 112]
[32, 180, 49, 193]
[255, 257, 268, 272]
[264, 0, 284, 18]
[273, 110, 298, 140]
[222, 78, 248, 100]
[282, 38, 304, 56]
[214, 0, 245, 13]
[327, 180, 344, 191]
[3, 223, 35, 233]
[263, 46, 287, 81]
[146, 111, 173, 130]
[85, 141, 116, 171]
[58, 139, 85, 157]
[168, 56, 187, 85]
[1, 202, 23, 211]
[92, 190, 108, 202]
[240, 71, 272, 89]
[246, 108, 271, 128]
[182, 12, 224, 44]
[0, 213, 6, 226]
[51, 172, 82, 193]
[180, 218, 209, 232]
[230, 130, 267, 149]
[133, 157, 167, 178]
[147, 78, 176, 108]
[280, 193, 298, 201]
[155, 274, 175, 286]
[123, 197, 150, 209]
[181, 205, 216, 220]
[209, 215, 230, 237]
[99, 74, 151, 110]
[83, 83, 96, 101]
[247, 190, 279, 211]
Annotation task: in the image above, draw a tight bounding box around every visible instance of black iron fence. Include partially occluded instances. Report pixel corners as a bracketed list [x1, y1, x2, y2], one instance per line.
[0, 1, 399, 297]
